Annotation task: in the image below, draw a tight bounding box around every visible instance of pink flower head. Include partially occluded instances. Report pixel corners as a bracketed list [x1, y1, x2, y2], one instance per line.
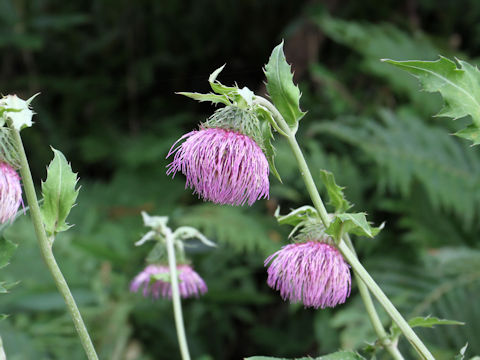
[130, 264, 207, 299]
[265, 241, 351, 309]
[167, 127, 269, 206]
[0, 162, 22, 224]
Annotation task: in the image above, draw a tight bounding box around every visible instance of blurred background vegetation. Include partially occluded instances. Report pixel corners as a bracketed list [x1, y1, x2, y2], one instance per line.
[1, 0, 480, 359]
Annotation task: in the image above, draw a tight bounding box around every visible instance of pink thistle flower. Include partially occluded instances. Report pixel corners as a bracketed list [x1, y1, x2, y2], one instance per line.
[130, 264, 207, 299]
[0, 162, 22, 224]
[167, 127, 269, 206]
[264, 241, 351, 309]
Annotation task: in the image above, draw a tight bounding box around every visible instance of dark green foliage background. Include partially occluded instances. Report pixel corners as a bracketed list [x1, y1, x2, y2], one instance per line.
[1, 0, 480, 359]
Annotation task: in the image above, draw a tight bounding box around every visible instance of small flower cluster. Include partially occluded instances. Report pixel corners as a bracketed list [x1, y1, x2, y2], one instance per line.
[130, 264, 207, 299]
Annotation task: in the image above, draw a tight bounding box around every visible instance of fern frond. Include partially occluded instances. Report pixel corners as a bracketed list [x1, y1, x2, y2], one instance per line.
[313, 108, 480, 226]
[176, 204, 281, 255]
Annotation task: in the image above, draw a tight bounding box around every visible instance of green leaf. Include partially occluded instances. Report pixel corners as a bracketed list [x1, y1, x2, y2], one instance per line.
[382, 57, 480, 144]
[41, 148, 80, 236]
[274, 206, 318, 227]
[260, 119, 281, 182]
[0, 237, 17, 269]
[455, 343, 468, 360]
[245, 351, 365, 360]
[208, 64, 237, 96]
[176, 92, 231, 106]
[326, 213, 382, 240]
[320, 170, 352, 213]
[264, 41, 305, 132]
[408, 316, 465, 328]
[455, 125, 480, 146]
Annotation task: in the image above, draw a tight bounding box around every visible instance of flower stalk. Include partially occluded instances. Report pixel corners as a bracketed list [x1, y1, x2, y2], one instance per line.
[164, 226, 192, 360]
[254, 96, 431, 360]
[9, 125, 99, 360]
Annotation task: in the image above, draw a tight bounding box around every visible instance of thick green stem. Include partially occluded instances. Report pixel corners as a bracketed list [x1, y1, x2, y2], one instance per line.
[164, 228, 191, 360]
[254, 96, 433, 359]
[10, 127, 99, 360]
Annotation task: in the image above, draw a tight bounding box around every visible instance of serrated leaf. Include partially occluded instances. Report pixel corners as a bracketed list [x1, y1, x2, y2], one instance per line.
[274, 206, 318, 226]
[176, 92, 231, 106]
[383, 57, 480, 145]
[0, 237, 17, 269]
[454, 125, 480, 146]
[408, 316, 464, 328]
[40, 148, 80, 236]
[320, 170, 352, 213]
[264, 41, 306, 132]
[326, 213, 382, 240]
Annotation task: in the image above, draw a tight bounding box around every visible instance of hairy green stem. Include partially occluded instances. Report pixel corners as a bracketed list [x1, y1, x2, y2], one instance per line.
[254, 96, 432, 360]
[10, 127, 99, 360]
[164, 228, 191, 360]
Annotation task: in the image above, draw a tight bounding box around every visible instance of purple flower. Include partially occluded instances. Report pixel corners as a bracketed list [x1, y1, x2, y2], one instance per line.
[265, 241, 351, 309]
[0, 162, 22, 224]
[167, 127, 269, 206]
[130, 264, 207, 299]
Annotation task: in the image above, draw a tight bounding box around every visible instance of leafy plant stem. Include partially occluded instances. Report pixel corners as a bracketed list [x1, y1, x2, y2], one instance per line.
[164, 227, 191, 360]
[9, 126, 99, 360]
[344, 235, 404, 359]
[253, 96, 432, 360]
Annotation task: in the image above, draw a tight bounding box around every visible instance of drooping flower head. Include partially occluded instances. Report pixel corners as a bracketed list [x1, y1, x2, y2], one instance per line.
[0, 162, 22, 224]
[167, 106, 269, 206]
[265, 240, 351, 309]
[130, 264, 207, 299]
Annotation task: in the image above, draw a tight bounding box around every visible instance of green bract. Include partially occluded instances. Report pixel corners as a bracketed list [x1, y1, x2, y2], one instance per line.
[0, 94, 38, 131]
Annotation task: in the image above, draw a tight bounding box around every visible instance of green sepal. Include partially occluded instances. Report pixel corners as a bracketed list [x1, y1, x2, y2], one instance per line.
[151, 272, 171, 282]
[264, 41, 306, 133]
[320, 170, 352, 213]
[383, 57, 480, 145]
[326, 213, 383, 240]
[40, 148, 80, 236]
[146, 242, 166, 263]
[176, 92, 231, 106]
[260, 120, 281, 182]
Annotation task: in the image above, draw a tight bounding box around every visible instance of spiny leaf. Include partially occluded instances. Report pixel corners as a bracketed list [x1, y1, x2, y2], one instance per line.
[264, 41, 305, 132]
[383, 57, 480, 145]
[208, 64, 237, 96]
[176, 92, 230, 106]
[41, 148, 80, 236]
[320, 170, 352, 213]
[326, 213, 382, 240]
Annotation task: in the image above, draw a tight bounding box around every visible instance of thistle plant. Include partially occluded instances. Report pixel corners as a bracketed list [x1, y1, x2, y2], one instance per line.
[0, 94, 98, 359]
[168, 43, 477, 359]
[131, 211, 214, 360]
